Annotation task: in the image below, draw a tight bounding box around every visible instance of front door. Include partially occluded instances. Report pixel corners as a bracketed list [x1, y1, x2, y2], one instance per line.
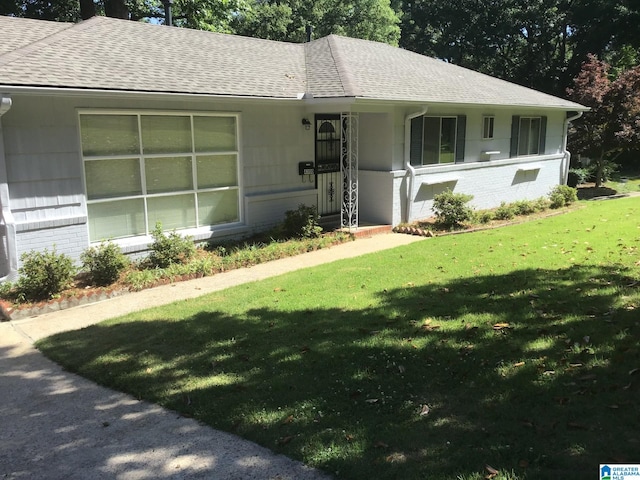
[315, 114, 341, 215]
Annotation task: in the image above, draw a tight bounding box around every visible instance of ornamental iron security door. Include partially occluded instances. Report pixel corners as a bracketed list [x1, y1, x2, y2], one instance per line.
[314, 113, 358, 226]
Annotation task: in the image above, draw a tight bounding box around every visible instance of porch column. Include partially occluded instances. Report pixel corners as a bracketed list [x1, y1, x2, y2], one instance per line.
[340, 113, 358, 229]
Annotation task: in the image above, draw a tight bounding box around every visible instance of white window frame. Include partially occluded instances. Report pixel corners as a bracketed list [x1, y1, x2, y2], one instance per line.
[79, 109, 242, 243]
[482, 115, 495, 140]
[518, 116, 541, 156]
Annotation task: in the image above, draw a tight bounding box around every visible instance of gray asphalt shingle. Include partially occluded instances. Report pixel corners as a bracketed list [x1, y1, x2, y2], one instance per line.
[0, 15, 585, 109]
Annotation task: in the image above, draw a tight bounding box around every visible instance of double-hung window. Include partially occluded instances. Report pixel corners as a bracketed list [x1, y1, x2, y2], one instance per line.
[410, 115, 466, 166]
[80, 111, 240, 242]
[510, 115, 547, 157]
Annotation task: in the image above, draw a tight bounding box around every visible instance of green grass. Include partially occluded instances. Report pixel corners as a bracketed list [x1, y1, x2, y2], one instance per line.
[606, 174, 640, 194]
[38, 198, 640, 480]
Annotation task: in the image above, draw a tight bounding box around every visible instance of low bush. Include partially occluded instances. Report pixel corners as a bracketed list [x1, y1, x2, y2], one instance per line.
[432, 189, 474, 228]
[147, 223, 196, 269]
[494, 202, 516, 220]
[283, 204, 323, 238]
[549, 185, 578, 209]
[474, 210, 495, 224]
[532, 197, 551, 212]
[512, 199, 537, 216]
[16, 248, 75, 301]
[81, 241, 129, 286]
[567, 168, 590, 187]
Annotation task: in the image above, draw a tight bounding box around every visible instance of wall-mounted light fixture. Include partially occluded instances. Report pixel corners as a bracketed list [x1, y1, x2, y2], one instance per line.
[301, 118, 311, 130]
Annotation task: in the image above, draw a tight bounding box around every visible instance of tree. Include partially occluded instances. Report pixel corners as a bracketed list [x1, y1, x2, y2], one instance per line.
[399, 0, 640, 97]
[567, 54, 640, 186]
[233, 0, 400, 45]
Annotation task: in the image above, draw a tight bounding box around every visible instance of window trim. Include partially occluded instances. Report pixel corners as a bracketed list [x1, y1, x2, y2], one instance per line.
[482, 115, 495, 140]
[410, 115, 466, 166]
[510, 115, 547, 158]
[78, 109, 242, 243]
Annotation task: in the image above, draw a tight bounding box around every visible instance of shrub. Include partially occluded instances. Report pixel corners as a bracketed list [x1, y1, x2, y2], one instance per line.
[81, 242, 129, 286]
[475, 210, 495, 224]
[512, 199, 537, 216]
[147, 223, 196, 269]
[16, 248, 75, 301]
[532, 197, 551, 212]
[432, 189, 474, 228]
[283, 204, 323, 238]
[567, 168, 590, 187]
[549, 185, 578, 209]
[494, 202, 516, 220]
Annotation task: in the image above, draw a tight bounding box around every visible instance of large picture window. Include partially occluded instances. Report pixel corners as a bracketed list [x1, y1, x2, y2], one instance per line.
[410, 115, 466, 166]
[80, 112, 240, 242]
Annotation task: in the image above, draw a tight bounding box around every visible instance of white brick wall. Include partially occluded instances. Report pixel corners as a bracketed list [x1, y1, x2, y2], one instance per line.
[16, 222, 89, 267]
[406, 156, 564, 223]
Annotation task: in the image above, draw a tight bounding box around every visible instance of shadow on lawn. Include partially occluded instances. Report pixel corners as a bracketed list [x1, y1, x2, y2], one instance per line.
[40, 264, 640, 480]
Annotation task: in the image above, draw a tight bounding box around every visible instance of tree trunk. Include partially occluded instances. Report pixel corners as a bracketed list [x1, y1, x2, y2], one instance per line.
[79, 0, 96, 20]
[104, 0, 129, 19]
[595, 153, 605, 188]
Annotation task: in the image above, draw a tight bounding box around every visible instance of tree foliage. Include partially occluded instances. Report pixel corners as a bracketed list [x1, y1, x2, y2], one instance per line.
[232, 0, 400, 45]
[400, 0, 640, 96]
[567, 54, 640, 186]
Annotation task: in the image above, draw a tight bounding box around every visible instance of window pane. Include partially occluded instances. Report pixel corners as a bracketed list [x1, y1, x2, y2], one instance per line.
[147, 194, 196, 230]
[80, 115, 139, 156]
[194, 116, 237, 152]
[197, 154, 237, 188]
[483, 117, 494, 139]
[440, 117, 457, 164]
[422, 117, 440, 165]
[198, 190, 239, 226]
[518, 118, 531, 155]
[85, 158, 141, 200]
[528, 118, 541, 154]
[88, 199, 145, 241]
[141, 116, 191, 154]
[145, 156, 193, 194]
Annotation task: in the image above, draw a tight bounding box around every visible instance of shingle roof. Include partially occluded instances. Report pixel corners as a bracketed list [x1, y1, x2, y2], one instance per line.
[0, 15, 586, 110]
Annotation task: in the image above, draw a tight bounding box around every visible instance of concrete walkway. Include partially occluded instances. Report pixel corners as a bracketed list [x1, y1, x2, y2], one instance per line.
[0, 233, 424, 480]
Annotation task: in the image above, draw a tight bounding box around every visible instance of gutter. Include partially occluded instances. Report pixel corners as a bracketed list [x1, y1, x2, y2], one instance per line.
[404, 106, 428, 223]
[561, 111, 583, 185]
[0, 94, 17, 282]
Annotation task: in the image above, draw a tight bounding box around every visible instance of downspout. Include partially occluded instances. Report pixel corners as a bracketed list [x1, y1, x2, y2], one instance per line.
[0, 95, 16, 282]
[561, 111, 583, 185]
[404, 106, 427, 223]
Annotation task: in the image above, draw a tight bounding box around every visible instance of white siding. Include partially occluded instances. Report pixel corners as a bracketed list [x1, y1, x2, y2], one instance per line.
[1, 93, 319, 260]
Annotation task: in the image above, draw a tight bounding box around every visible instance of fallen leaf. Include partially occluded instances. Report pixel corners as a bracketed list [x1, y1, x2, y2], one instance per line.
[514, 361, 525, 367]
[493, 323, 511, 330]
[485, 464, 499, 478]
[374, 441, 389, 449]
[629, 368, 640, 376]
[419, 405, 430, 416]
[277, 435, 294, 445]
[300, 346, 310, 354]
[366, 398, 379, 404]
[273, 287, 284, 292]
[345, 434, 355, 442]
[521, 419, 534, 428]
[282, 415, 294, 425]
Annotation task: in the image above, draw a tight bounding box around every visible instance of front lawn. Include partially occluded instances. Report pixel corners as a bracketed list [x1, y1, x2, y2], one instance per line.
[38, 197, 640, 480]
